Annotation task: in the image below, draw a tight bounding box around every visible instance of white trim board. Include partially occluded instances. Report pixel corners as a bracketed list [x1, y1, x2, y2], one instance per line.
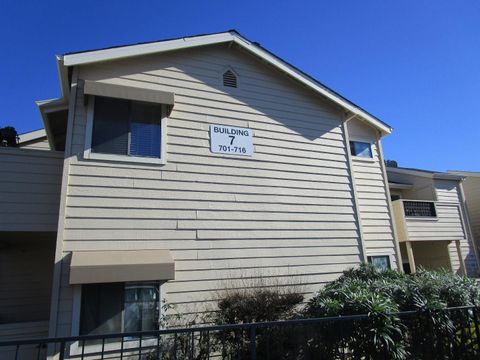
[387, 167, 465, 181]
[59, 31, 392, 135]
[18, 128, 47, 143]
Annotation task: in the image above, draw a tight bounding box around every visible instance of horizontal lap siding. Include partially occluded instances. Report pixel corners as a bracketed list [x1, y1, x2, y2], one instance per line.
[405, 204, 465, 241]
[461, 176, 480, 254]
[55, 44, 362, 332]
[352, 158, 396, 265]
[347, 120, 396, 267]
[435, 180, 478, 276]
[0, 148, 63, 232]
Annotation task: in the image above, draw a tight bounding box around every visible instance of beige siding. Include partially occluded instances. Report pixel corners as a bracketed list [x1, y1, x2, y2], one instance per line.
[434, 179, 478, 276]
[460, 175, 480, 254]
[435, 179, 461, 203]
[0, 148, 63, 232]
[405, 203, 465, 241]
[347, 119, 397, 267]
[53, 44, 365, 335]
[19, 137, 51, 151]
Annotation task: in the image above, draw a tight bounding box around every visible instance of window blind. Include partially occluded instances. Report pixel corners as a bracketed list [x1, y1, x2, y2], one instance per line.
[91, 97, 162, 158]
[92, 97, 129, 155]
[129, 102, 162, 158]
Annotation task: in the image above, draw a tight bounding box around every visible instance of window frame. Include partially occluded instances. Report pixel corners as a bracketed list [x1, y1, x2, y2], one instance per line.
[402, 200, 438, 218]
[349, 140, 373, 159]
[69, 282, 162, 356]
[84, 96, 168, 165]
[367, 255, 392, 270]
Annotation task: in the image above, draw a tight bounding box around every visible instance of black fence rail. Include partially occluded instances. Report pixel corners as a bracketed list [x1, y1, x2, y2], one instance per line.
[1, 306, 479, 360]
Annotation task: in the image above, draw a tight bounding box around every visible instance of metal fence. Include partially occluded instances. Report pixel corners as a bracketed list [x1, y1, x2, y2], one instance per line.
[1, 306, 479, 360]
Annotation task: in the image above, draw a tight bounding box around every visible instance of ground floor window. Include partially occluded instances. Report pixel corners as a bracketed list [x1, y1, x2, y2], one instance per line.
[368, 256, 391, 271]
[80, 282, 159, 335]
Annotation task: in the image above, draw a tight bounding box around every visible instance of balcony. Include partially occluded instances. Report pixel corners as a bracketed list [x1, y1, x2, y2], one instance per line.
[392, 199, 467, 243]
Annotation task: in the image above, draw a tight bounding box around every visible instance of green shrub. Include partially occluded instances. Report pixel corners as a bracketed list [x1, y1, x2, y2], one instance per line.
[304, 264, 480, 359]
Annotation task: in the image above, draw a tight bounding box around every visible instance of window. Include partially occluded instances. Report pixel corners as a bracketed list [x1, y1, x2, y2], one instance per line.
[80, 282, 159, 336]
[349, 141, 373, 158]
[223, 70, 237, 88]
[368, 256, 391, 271]
[403, 201, 437, 217]
[88, 96, 164, 162]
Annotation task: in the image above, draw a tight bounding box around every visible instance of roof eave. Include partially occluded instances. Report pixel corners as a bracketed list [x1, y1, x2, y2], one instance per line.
[18, 128, 47, 144]
[60, 30, 392, 135]
[387, 167, 464, 181]
[36, 98, 69, 150]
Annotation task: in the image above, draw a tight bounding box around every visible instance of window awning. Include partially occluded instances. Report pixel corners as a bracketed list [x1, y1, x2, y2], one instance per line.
[69, 250, 175, 284]
[84, 80, 175, 106]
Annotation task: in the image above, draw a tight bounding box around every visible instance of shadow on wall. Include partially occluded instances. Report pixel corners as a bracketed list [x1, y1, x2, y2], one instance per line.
[80, 43, 345, 144]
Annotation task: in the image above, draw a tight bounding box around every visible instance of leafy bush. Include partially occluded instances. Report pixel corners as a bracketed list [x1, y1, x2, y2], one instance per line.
[148, 267, 480, 359]
[304, 264, 480, 359]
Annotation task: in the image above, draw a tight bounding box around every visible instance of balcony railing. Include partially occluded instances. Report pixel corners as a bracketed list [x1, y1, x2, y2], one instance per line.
[403, 200, 437, 217]
[0, 306, 479, 360]
[392, 199, 467, 242]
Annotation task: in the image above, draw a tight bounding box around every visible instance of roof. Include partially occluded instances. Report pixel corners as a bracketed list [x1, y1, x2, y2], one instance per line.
[56, 30, 392, 135]
[18, 128, 46, 144]
[387, 166, 465, 181]
[449, 170, 480, 177]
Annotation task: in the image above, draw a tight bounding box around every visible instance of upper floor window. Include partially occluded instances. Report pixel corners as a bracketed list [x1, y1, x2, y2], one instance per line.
[91, 96, 162, 158]
[85, 95, 167, 164]
[349, 141, 373, 158]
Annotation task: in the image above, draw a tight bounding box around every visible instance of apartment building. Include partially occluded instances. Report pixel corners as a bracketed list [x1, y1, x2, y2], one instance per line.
[387, 167, 478, 276]
[2, 30, 476, 358]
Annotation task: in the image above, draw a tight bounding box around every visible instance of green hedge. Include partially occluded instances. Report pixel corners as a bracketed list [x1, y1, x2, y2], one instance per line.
[303, 264, 480, 359]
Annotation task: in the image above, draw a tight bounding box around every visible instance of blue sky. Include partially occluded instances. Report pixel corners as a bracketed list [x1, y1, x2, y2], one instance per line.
[0, 0, 479, 171]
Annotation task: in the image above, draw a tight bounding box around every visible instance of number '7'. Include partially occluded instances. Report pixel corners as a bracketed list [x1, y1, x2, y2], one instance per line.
[228, 136, 235, 145]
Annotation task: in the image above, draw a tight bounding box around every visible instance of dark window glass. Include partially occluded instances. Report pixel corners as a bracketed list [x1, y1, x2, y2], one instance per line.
[368, 256, 391, 271]
[350, 141, 373, 158]
[129, 102, 162, 158]
[80, 282, 123, 335]
[124, 283, 159, 332]
[92, 97, 130, 155]
[91, 97, 162, 158]
[80, 282, 159, 336]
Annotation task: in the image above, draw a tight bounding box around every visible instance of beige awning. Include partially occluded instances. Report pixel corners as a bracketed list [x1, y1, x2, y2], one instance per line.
[69, 250, 175, 284]
[84, 80, 175, 105]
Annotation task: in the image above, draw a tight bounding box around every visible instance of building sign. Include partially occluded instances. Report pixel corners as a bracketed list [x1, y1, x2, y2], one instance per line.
[210, 124, 253, 156]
